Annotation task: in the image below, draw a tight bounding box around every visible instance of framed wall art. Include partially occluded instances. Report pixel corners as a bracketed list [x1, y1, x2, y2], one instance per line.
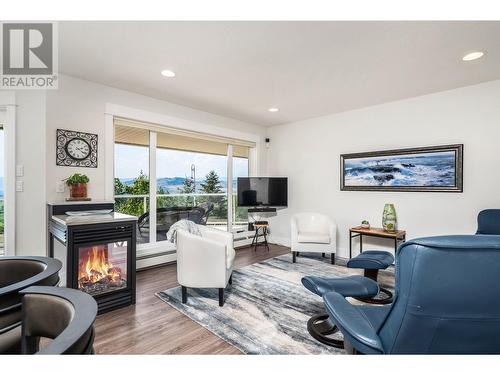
[340, 144, 463, 192]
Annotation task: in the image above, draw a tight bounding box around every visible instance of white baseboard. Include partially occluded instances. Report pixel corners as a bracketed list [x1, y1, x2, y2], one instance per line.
[268, 235, 291, 247]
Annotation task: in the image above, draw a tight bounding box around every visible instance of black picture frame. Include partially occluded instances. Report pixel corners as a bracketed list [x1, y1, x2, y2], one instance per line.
[340, 144, 463, 192]
[56, 129, 98, 168]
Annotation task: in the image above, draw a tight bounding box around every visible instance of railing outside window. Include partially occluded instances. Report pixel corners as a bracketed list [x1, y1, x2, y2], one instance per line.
[114, 193, 247, 231]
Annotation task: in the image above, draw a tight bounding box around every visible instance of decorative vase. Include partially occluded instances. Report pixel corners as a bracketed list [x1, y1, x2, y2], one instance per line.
[69, 183, 88, 199]
[382, 203, 397, 232]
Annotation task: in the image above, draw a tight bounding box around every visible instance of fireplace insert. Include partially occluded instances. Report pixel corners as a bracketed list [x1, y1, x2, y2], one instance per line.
[48, 202, 137, 313]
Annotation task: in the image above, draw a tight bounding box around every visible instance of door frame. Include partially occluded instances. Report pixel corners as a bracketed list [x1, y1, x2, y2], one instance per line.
[0, 92, 16, 256]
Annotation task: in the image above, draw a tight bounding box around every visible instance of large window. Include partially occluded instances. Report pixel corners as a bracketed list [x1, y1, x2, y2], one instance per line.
[114, 127, 150, 244]
[113, 119, 254, 248]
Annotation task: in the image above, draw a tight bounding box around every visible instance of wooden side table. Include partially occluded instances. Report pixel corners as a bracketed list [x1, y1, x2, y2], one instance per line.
[349, 226, 406, 259]
[251, 223, 270, 251]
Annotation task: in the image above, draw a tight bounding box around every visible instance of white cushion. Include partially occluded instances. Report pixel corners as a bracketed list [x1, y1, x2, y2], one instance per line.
[297, 231, 330, 244]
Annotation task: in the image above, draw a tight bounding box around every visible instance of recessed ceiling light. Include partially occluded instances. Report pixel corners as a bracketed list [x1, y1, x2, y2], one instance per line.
[161, 69, 176, 77]
[462, 51, 485, 61]
[268, 108, 279, 112]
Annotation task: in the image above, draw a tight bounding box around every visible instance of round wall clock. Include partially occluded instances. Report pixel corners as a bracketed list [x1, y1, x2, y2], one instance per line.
[56, 129, 98, 168]
[65, 138, 91, 160]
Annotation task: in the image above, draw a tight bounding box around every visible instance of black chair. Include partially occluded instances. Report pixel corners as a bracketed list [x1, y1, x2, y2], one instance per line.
[137, 202, 214, 240]
[19, 286, 97, 354]
[0, 256, 62, 354]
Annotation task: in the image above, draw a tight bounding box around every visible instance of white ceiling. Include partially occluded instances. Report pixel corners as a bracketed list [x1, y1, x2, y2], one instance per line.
[59, 21, 500, 126]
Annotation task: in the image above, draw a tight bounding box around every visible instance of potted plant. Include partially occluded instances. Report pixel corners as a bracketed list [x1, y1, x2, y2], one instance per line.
[361, 220, 370, 229]
[64, 173, 90, 199]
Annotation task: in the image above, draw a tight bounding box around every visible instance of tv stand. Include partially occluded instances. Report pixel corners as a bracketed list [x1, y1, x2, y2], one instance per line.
[248, 207, 277, 213]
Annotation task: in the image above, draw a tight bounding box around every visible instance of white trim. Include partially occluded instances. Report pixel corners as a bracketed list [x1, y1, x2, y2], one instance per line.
[248, 146, 259, 176]
[0, 92, 16, 256]
[148, 130, 157, 243]
[267, 235, 291, 248]
[105, 103, 260, 144]
[226, 144, 233, 231]
[104, 114, 114, 200]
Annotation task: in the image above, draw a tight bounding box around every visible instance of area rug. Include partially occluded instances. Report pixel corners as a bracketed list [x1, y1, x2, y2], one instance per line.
[156, 254, 392, 354]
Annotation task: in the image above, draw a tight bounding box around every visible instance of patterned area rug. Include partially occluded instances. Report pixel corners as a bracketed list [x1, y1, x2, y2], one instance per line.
[157, 253, 391, 354]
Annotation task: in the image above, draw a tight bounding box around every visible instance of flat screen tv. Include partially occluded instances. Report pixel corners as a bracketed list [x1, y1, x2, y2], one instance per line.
[237, 177, 288, 207]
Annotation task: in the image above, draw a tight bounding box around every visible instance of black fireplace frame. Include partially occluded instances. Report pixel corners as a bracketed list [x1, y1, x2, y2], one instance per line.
[68, 222, 136, 313]
[48, 203, 136, 314]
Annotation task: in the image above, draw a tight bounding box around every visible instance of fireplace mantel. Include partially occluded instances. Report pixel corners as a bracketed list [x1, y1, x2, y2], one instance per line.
[52, 212, 137, 227]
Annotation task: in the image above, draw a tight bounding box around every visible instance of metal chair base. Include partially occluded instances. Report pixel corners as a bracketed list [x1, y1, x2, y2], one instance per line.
[307, 313, 344, 348]
[354, 287, 393, 305]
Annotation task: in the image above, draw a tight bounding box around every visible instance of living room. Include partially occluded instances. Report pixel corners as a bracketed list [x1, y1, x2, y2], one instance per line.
[2, 1, 500, 372]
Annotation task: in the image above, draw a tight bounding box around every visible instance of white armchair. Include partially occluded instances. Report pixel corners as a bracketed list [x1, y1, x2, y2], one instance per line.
[176, 225, 235, 306]
[291, 212, 337, 264]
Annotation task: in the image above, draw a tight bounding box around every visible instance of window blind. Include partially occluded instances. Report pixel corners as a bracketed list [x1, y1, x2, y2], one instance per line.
[114, 117, 253, 158]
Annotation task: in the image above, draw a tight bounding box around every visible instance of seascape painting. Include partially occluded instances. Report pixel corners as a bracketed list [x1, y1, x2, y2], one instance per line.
[340, 145, 463, 192]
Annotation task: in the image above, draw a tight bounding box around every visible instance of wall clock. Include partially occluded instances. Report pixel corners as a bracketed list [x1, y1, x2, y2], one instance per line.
[56, 129, 98, 168]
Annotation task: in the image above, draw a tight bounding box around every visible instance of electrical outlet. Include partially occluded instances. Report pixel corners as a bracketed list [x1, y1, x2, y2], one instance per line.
[56, 181, 65, 193]
[15, 180, 23, 192]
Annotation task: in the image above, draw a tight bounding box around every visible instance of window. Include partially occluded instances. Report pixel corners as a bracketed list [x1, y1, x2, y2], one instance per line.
[114, 126, 150, 244]
[113, 118, 255, 249]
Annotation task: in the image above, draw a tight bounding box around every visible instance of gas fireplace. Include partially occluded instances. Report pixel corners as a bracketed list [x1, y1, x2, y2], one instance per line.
[78, 243, 128, 296]
[48, 202, 137, 314]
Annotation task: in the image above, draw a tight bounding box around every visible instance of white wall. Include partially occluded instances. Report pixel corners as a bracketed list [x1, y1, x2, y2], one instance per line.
[15, 91, 47, 255]
[266, 80, 500, 259]
[46, 75, 267, 202]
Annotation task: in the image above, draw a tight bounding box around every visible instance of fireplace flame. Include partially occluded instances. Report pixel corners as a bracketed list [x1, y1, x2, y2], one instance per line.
[78, 246, 123, 290]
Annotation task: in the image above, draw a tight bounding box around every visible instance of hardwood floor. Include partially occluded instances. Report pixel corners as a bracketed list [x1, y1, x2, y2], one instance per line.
[93, 244, 290, 354]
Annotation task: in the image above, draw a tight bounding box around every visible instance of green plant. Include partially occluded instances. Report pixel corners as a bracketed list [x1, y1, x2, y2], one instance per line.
[362, 220, 369, 224]
[64, 173, 90, 186]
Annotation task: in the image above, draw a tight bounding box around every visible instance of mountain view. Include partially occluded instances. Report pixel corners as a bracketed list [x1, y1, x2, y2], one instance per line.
[119, 177, 238, 194]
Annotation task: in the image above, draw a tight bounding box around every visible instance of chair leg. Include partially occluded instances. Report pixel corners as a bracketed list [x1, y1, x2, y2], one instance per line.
[219, 288, 224, 307]
[229, 274, 233, 285]
[355, 269, 393, 304]
[181, 286, 187, 304]
[331, 253, 335, 265]
[322, 252, 325, 258]
[292, 251, 297, 263]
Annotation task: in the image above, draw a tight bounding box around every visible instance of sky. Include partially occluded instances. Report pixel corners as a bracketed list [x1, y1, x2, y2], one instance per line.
[114, 144, 248, 180]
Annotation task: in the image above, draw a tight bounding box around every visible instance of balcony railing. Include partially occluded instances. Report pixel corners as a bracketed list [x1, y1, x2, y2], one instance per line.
[114, 193, 248, 227]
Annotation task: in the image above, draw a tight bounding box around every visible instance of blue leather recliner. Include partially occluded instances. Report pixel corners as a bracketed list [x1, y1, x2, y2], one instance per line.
[476, 209, 500, 235]
[323, 235, 500, 354]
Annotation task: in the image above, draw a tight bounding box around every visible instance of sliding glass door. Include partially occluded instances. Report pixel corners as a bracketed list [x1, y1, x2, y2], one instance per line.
[114, 119, 253, 249]
[155, 146, 228, 238]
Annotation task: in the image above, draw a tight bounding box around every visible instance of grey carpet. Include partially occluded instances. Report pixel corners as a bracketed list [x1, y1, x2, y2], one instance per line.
[156, 253, 393, 354]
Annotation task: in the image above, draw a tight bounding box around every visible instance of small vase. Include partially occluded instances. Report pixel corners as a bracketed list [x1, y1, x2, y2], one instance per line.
[70, 183, 88, 199]
[382, 203, 397, 232]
